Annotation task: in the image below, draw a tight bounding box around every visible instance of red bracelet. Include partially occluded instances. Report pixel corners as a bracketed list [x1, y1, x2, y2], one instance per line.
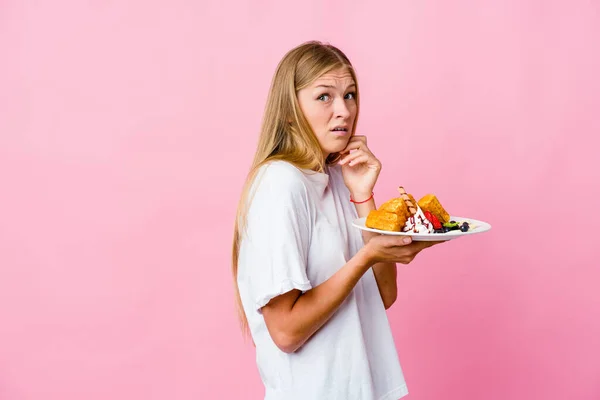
[350, 192, 374, 204]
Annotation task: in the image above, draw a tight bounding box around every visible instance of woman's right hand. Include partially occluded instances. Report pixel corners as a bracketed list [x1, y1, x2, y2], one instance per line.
[362, 235, 441, 265]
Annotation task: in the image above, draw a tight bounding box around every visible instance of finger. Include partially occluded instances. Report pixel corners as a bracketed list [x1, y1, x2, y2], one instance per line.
[391, 241, 431, 256]
[420, 240, 443, 249]
[409, 241, 441, 255]
[402, 241, 433, 251]
[351, 135, 367, 144]
[347, 154, 369, 167]
[340, 136, 369, 154]
[416, 241, 435, 250]
[387, 240, 439, 264]
[339, 150, 366, 165]
[382, 235, 413, 247]
[340, 145, 373, 160]
[340, 141, 363, 154]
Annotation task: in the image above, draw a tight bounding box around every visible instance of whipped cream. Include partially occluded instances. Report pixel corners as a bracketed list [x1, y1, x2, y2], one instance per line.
[402, 206, 434, 234]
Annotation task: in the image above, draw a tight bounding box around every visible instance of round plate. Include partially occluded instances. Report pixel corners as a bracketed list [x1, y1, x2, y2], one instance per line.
[352, 215, 492, 241]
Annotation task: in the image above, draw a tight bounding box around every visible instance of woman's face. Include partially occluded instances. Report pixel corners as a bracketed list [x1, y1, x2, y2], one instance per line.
[297, 67, 357, 158]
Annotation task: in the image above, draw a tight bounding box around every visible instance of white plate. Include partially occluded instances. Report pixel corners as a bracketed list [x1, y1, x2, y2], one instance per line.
[352, 215, 492, 241]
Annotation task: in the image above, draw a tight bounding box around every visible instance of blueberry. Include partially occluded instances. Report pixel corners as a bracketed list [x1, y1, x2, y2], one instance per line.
[443, 227, 450, 233]
[460, 222, 469, 232]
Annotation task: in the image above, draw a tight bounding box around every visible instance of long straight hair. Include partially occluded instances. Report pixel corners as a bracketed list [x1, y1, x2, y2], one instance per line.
[231, 41, 360, 336]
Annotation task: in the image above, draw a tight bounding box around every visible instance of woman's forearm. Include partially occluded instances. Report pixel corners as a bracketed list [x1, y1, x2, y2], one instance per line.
[265, 247, 373, 353]
[351, 193, 399, 308]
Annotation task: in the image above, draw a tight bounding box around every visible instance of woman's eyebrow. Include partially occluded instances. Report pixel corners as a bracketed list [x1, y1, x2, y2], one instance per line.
[314, 83, 357, 89]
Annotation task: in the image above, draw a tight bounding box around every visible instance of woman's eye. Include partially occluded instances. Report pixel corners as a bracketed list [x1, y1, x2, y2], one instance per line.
[317, 94, 330, 101]
[345, 92, 356, 100]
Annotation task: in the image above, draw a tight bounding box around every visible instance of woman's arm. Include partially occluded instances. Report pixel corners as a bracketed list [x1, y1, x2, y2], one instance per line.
[335, 135, 398, 309]
[350, 191, 398, 309]
[261, 234, 432, 354]
[261, 246, 373, 353]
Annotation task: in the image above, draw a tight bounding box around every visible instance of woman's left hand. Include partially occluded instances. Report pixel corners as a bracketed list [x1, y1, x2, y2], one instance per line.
[338, 135, 381, 201]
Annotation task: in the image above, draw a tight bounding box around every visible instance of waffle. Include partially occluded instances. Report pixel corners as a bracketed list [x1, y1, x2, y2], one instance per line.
[418, 194, 450, 223]
[363, 186, 451, 232]
[365, 209, 407, 232]
[378, 197, 409, 221]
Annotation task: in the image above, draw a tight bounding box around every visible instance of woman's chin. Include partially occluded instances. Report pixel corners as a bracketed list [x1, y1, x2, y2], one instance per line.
[328, 140, 351, 155]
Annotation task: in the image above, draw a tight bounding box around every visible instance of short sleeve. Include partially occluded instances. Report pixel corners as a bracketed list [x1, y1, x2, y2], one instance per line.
[237, 162, 313, 313]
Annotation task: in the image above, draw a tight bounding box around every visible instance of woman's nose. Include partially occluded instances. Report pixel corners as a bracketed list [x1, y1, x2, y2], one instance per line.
[334, 97, 351, 118]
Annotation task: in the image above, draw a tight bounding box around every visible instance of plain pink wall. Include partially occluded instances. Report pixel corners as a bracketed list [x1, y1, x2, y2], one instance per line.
[1, 1, 599, 399]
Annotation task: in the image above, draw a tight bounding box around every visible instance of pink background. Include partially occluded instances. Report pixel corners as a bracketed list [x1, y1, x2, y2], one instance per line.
[1, 1, 599, 399]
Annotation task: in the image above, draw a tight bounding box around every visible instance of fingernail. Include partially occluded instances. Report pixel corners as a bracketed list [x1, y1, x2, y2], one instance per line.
[403, 237, 412, 244]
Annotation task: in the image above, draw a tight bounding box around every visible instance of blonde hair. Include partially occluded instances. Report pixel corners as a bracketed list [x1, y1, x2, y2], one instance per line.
[231, 41, 360, 336]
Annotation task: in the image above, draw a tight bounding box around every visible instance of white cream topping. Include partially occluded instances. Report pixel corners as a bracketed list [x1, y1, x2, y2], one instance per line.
[402, 206, 434, 234]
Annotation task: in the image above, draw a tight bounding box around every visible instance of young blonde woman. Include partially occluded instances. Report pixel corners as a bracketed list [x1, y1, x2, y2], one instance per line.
[232, 41, 438, 400]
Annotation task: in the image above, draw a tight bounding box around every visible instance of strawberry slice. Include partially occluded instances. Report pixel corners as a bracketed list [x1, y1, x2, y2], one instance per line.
[424, 211, 434, 224]
[429, 213, 442, 230]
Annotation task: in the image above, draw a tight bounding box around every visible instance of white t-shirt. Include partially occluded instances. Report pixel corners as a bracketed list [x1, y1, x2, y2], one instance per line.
[237, 160, 408, 400]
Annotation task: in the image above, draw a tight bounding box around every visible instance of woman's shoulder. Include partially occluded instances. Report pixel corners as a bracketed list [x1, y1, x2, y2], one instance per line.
[253, 160, 309, 196]
[258, 160, 305, 178]
[257, 160, 306, 183]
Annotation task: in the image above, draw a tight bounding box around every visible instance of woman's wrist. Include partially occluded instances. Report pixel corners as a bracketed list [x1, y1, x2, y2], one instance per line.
[355, 243, 377, 270]
[349, 191, 374, 203]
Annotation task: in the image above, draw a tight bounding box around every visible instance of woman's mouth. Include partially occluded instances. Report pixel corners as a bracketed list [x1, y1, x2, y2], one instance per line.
[331, 127, 349, 136]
